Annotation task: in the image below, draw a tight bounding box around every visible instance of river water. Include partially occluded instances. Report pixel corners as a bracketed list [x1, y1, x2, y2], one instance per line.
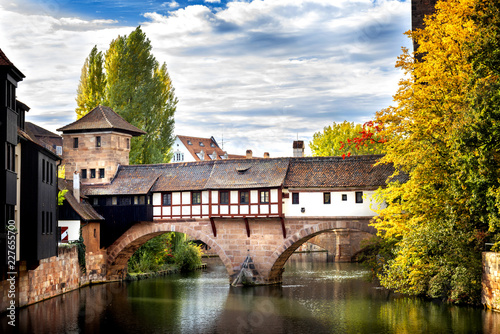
[2, 253, 500, 333]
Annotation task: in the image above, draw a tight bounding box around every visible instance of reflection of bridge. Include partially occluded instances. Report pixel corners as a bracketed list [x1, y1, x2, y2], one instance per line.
[106, 217, 375, 284]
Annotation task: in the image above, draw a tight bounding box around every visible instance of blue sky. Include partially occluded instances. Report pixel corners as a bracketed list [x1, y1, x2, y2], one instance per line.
[0, 0, 411, 157]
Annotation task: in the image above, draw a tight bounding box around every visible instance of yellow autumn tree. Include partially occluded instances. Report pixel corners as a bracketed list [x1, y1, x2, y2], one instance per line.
[370, 0, 500, 304]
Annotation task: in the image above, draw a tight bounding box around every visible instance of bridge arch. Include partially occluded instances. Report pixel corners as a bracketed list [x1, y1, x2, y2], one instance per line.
[106, 221, 233, 280]
[266, 219, 376, 284]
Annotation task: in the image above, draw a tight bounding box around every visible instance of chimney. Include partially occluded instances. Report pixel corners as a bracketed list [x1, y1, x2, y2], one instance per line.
[73, 171, 80, 202]
[264, 152, 270, 158]
[246, 150, 253, 159]
[293, 141, 305, 157]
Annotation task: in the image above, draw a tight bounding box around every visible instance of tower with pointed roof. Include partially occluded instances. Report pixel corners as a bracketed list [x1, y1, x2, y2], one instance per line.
[57, 105, 146, 184]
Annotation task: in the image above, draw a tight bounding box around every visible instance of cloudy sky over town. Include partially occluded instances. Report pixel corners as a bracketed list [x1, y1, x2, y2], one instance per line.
[0, 0, 411, 157]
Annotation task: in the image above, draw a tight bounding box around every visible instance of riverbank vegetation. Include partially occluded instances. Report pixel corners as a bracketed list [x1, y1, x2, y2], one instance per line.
[317, 0, 500, 305]
[128, 232, 203, 274]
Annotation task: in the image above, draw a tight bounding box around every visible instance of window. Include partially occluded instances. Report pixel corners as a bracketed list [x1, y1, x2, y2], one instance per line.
[93, 197, 98, 206]
[342, 194, 347, 201]
[260, 190, 270, 204]
[163, 192, 172, 206]
[94, 229, 97, 238]
[73, 137, 79, 149]
[42, 210, 45, 234]
[355, 191, 363, 203]
[112, 196, 118, 205]
[210, 142, 215, 148]
[199, 142, 205, 147]
[50, 212, 53, 234]
[126, 138, 130, 149]
[42, 159, 46, 182]
[6, 143, 15, 171]
[90, 169, 96, 178]
[99, 168, 105, 178]
[240, 191, 249, 204]
[187, 140, 192, 145]
[192, 191, 201, 205]
[220, 191, 229, 204]
[96, 136, 101, 147]
[6, 82, 15, 109]
[292, 193, 299, 205]
[81, 169, 87, 179]
[46, 160, 50, 183]
[324, 192, 331, 204]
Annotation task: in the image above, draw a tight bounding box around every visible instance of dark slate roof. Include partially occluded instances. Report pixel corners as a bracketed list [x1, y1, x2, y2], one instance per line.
[83, 165, 162, 196]
[25, 122, 63, 154]
[57, 105, 146, 136]
[151, 161, 215, 192]
[81, 155, 403, 196]
[284, 155, 399, 189]
[205, 158, 290, 189]
[58, 179, 104, 221]
[18, 128, 61, 161]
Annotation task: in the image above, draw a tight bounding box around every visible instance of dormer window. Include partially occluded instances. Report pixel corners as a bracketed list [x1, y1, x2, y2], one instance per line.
[210, 142, 216, 148]
[187, 140, 192, 145]
[199, 142, 205, 147]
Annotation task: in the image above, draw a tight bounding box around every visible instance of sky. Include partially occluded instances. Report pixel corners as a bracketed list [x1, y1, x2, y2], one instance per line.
[0, 0, 412, 157]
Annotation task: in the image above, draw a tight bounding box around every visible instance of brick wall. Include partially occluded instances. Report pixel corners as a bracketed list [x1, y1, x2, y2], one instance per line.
[482, 252, 500, 311]
[1, 245, 107, 311]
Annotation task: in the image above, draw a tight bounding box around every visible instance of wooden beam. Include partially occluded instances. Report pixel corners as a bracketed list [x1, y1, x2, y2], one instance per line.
[210, 217, 217, 237]
[280, 217, 286, 238]
[244, 218, 250, 238]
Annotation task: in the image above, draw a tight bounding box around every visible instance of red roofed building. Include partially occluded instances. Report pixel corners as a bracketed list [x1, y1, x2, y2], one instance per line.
[172, 135, 245, 162]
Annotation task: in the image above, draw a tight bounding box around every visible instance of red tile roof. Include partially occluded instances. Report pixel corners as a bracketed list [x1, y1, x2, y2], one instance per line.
[0, 49, 13, 66]
[284, 155, 402, 189]
[57, 105, 146, 136]
[177, 135, 229, 161]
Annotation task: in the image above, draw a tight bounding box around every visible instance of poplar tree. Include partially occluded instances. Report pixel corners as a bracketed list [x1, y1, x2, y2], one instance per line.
[75, 27, 177, 164]
[75, 45, 106, 119]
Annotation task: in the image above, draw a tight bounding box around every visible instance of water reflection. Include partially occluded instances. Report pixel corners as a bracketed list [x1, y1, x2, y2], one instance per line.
[2, 253, 500, 333]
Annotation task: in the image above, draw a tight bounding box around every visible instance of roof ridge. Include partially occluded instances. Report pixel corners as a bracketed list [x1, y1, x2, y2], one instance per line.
[99, 105, 114, 128]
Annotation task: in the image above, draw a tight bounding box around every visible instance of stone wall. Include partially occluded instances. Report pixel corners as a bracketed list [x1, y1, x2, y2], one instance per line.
[0, 245, 107, 311]
[482, 252, 500, 311]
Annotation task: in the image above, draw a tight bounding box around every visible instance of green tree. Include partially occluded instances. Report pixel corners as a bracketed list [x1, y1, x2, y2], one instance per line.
[369, 0, 500, 305]
[76, 27, 177, 164]
[309, 121, 385, 157]
[75, 45, 106, 119]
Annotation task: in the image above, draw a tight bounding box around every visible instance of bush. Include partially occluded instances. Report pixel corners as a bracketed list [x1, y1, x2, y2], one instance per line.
[174, 241, 203, 272]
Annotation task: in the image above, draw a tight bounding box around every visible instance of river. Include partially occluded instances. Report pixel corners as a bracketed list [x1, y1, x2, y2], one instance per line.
[2, 253, 500, 333]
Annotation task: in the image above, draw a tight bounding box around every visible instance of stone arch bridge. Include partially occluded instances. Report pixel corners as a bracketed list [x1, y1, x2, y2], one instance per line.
[106, 217, 376, 284]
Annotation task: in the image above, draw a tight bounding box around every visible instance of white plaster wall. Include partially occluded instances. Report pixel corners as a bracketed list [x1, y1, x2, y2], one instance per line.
[172, 137, 196, 162]
[283, 190, 382, 217]
[58, 220, 81, 242]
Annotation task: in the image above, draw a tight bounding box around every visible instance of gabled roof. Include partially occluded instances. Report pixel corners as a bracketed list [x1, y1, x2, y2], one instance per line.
[284, 155, 400, 189]
[176, 135, 230, 161]
[59, 179, 104, 221]
[57, 105, 146, 136]
[25, 122, 63, 154]
[0, 49, 13, 66]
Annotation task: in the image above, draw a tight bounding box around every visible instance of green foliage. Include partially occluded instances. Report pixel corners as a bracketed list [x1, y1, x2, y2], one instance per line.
[70, 229, 86, 274]
[174, 241, 203, 272]
[370, 0, 500, 305]
[76, 45, 106, 119]
[128, 233, 174, 273]
[75, 27, 177, 164]
[128, 232, 203, 274]
[309, 121, 384, 157]
[58, 189, 68, 206]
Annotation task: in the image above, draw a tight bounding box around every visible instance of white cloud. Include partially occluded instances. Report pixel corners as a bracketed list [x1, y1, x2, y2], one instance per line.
[0, 0, 411, 157]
